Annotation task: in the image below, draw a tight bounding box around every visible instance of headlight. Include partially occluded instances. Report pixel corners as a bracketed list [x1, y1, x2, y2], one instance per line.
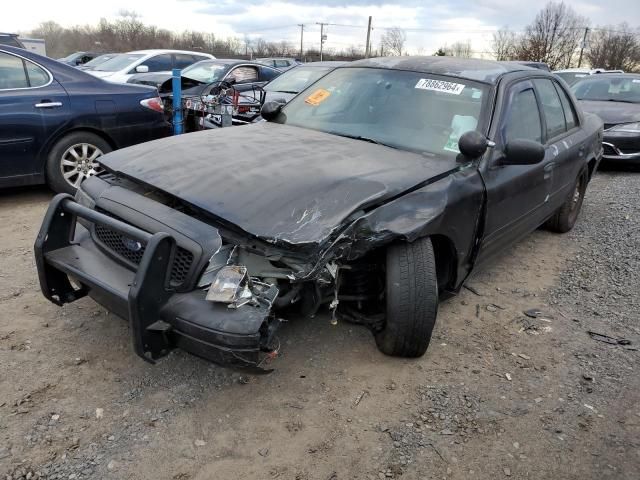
[607, 122, 640, 133]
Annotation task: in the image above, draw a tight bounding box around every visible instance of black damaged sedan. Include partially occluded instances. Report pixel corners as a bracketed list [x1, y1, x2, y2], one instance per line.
[35, 58, 603, 370]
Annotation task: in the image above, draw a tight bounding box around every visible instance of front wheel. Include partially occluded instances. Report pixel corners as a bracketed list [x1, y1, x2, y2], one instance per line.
[545, 169, 588, 233]
[46, 132, 111, 194]
[375, 238, 439, 358]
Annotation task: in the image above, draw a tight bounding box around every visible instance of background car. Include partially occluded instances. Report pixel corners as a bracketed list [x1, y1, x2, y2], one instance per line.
[77, 53, 117, 71]
[554, 68, 624, 86]
[572, 73, 640, 166]
[256, 57, 301, 70]
[0, 45, 170, 193]
[0, 33, 24, 48]
[87, 49, 215, 83]
[57, 52, 100, 66]
[263, 61, 346, 104]
[131, 59, 282, 129]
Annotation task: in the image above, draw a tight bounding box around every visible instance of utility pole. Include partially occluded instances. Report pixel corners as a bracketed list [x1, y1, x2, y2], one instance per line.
[577, 27, 589, 68]
[317, 22, 327, 61]
[298, 24, 304, 61]
[365, 16, 372, 58]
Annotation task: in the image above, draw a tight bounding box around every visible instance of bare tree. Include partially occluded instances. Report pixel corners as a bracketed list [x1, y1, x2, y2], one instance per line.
[585, 24, 640, 71]
[380, 27, 406, 56]
[518, 1, 586, 69]
[445, 41, 472, 58]
[492, 28, 519, 61]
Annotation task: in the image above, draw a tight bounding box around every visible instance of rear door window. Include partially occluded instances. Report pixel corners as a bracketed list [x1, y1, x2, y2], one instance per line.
[0, 52, 29, 89]
[25, 60, 49, 87]
[533, 78, 567, 140]
[174, 54, 197, 69]
[554, 83, 578, 130]
[504, 87, 543, 144]
[142, 54, 173, 72]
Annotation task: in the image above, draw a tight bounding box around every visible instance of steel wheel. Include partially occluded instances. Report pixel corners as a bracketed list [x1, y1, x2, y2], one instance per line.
[59, 143, 104, 189]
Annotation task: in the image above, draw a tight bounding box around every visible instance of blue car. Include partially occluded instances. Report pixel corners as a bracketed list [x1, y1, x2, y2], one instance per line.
[0, 45, 171, 193]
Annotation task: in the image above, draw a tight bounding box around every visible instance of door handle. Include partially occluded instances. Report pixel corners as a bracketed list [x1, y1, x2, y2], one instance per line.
[35, 101, 63, 108]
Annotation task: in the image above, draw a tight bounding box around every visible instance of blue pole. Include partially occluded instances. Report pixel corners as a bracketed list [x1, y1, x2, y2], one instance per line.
[172, 68, 183, 135]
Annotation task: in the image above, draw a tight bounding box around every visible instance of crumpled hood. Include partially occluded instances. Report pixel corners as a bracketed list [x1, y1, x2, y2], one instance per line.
[578, 100, 640, 126]
[99, 123, 459, 246]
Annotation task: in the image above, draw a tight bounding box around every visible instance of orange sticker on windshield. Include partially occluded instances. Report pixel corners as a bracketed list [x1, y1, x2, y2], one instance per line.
[305, 88, 331, 106]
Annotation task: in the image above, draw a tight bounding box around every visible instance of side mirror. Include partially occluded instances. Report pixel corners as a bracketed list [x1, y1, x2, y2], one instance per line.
[261, 101, 284, 121]
[458, 130, 490, 159]
[135, 65, 149, 73]
[503, 139, 545, 165]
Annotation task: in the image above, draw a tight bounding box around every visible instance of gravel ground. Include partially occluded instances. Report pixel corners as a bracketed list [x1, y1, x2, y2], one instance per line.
[1, 171, 639, 480]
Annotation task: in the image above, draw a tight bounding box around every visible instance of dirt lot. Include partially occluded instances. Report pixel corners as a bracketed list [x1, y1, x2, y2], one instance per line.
[1, 171, 639, 480]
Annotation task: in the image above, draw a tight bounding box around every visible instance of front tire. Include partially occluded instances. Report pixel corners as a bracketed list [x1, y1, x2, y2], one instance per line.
[375, 238, 439, 358]
[546, 169, 588, 233]
[46, 132, 111, 194]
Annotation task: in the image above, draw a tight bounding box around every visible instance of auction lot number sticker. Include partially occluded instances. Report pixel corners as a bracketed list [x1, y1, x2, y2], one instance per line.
[415, 79, 465, 95]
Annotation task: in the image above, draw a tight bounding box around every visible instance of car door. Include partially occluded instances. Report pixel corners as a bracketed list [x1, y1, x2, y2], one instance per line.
[533, 78, 585, 203]
[0, 50, 70, 185]
[476, 79, 552, 263]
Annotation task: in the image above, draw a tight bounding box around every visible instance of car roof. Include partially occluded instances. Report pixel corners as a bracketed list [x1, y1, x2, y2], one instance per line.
[0, 33, 19, 36]
[128, 49, 214, 56]
[572, 73, 640, 81]
[347, 56, 535, 85]
[191, 59, 269, 66]
[297, 61, 347, 67]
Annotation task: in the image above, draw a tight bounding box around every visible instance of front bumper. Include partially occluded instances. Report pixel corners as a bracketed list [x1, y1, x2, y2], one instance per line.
[34, 194, 278, 371]
[602, 131, 640, 164]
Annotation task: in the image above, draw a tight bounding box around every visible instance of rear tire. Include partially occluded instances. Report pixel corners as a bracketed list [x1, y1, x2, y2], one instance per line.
[375, 238, 439, 358]
[546, 169, 588, 233]
[46, 132, 111, 194]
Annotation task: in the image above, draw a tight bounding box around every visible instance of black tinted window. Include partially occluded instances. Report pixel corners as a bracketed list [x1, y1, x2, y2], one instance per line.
[25, 60, 49, 87]
[0, 52, 29, 89]
[261, 67, 280, 81]
[142, 54, 173, 72]
[505, 88, 542, 143]
[554, 83, 577, 130]
[533, 79, 566, 140]
[174, 54, 197, 69]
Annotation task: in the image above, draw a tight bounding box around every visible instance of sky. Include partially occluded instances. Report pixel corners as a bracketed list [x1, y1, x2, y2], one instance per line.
[3, 0, 639, 56]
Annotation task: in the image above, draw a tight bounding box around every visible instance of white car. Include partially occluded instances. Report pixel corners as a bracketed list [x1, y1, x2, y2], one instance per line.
[87, 49, 215, 83]
[554, 68, 624, 87]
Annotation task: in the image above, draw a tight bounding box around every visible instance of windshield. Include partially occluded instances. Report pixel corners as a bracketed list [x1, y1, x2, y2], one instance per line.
[555, 72, 589, 86]
[83, 54, 115, 67]
[182, 61, 231, 83]
[279, 67, 489, 157]
[572, 76, 640, 103]
[264, 66, 332, 94]
[93, 53, 144, 72]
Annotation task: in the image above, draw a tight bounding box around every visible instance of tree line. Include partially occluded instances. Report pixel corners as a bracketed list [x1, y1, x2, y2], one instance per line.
[491, 2, 639, 70]
[24, 3, 640, 71]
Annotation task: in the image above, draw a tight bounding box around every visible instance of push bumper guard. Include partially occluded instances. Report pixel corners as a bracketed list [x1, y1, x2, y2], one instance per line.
[34, 194, 277, 372]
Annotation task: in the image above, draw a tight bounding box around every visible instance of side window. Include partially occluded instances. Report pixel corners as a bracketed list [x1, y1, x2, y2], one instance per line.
[261, 67, 279, 81]
[533, 78, 566, 140]
[142, 54, 173, 72]
[174, 54, 196, 69]
[0, 52, 29, 89]
[504, 87, 542, 144]
[554, 83, 578, 130]
[275, 60, 289, 68]
[229, 66, 258, 84]
[193, 55, 210, 63]
[25, 60, 49, 87]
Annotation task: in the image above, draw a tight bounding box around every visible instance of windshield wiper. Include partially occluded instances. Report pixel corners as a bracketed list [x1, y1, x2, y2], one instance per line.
[329, 132, 398, 149]
[607, 99, 638, 104]
[274, 90, 298, 94]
